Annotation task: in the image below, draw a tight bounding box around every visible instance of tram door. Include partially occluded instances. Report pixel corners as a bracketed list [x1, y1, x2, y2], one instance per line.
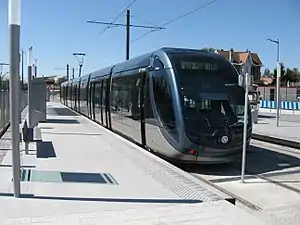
[88, 82, 92, 118]
[91, 83, 96, 120]
[74, 84, 77, 110]
[103, 78, 109, 128]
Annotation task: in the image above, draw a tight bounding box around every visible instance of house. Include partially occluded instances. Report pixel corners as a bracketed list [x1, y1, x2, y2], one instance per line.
[215, 49, 263, 82]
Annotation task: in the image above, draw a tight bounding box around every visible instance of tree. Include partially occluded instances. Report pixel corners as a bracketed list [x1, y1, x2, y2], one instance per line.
[272, 62, 286, 85]
[285, 68, 299, 83]
[201, 47, 217, 53]
[263, 68, 271, 77]
[292, 68, 300, 83]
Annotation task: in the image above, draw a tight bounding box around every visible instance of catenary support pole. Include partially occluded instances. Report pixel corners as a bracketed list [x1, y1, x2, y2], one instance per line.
[126, 9, 130, 60]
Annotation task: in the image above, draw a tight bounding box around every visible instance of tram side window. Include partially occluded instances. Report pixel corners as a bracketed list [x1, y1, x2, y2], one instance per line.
[144, 75, 154, 119]
[152, 58, 177, 138]
[102, 79, 107, 109]
[94, 81, 101, 106]
[80, 83, 84, 101]
[110, 77, 123, 112]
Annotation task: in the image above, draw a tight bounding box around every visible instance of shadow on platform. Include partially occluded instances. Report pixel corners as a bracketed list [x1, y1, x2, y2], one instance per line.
[0, 164, 35, 168]
[259, 115, 275, 119]
[36, 141, 56, 158]
[255, 120, 269, 124]
[47, 107, 78, 117]
[39, 127, 53, 130]
[41, 131, 103, 136]
[181, 145, 300, 179]
[41, 119, 79, 124]
[0, 192, 202, 204]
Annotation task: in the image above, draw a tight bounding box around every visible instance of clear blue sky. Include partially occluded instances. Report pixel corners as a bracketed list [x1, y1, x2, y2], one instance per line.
[0, 0, 299, 78]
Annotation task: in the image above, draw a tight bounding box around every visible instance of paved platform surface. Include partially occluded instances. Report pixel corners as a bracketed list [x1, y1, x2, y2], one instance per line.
[0, 102, 267, 224]
[253, 112, 300, 143]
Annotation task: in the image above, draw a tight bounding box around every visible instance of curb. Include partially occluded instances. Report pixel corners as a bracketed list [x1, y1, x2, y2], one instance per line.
[251, 133, 300, 150]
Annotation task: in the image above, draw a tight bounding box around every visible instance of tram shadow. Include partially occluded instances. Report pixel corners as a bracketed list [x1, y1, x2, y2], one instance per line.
[180, 145, 300, 177]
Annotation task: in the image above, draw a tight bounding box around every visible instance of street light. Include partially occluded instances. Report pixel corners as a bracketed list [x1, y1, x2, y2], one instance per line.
[267, 38, 280, 127]
[73, 52, 86, 77]
[8, 0, 21, 197]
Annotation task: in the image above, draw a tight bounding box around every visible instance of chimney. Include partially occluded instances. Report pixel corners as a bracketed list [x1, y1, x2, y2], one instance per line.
[229, 48, 234, 62]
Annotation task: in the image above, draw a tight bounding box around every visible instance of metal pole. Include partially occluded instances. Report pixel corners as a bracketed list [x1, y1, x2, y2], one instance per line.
[27, 46, 33, 128]
[21, 49, 24, 89]
[126, 9, 130, 60]
[241, 73, 249, 183]
[78, 64, 82, 77]
[72, 68, 74, 79]
[276, 62, 281, 127]
[8, 0, 21, 197]
[34, 59, 37, 78]
[277, 38, 280, 62]
[66, 64, 69, 80]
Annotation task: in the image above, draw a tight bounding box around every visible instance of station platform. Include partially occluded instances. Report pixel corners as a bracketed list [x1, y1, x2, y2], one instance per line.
[0, 102, 267, 224]
[253, 111, 300, 146]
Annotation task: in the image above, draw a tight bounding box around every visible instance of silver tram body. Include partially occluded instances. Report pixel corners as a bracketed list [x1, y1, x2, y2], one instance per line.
[60, 47, 252, 164]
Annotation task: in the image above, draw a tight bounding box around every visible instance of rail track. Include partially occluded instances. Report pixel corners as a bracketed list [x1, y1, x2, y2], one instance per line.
[251, 133, 300, 150]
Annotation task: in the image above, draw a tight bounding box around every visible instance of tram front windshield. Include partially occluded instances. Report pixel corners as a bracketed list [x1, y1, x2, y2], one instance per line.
[170, 53, 251, 137]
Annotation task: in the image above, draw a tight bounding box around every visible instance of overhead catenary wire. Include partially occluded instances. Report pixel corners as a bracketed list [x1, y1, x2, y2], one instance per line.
[97, 0, 218, 61]
[88, 0, 138, 47]
[72, 0, 138, 75]
[131, 0, 218, 43]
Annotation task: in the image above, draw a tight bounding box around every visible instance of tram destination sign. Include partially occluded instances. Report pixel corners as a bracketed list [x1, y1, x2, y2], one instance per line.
[180, 61, 219, 71]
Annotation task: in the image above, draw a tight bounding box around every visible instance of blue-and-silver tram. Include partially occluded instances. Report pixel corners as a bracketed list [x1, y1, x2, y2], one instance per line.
[60, 47, 252, 164]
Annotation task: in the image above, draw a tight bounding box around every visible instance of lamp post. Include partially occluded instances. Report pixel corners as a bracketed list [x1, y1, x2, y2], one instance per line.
[8, 0, 21, 197]
[73, 53, 86, 77]
[267, 38, 280, 127]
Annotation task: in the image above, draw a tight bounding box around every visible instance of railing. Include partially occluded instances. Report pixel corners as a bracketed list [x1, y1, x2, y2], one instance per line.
[260, 100, 300, 110]
[0, 90, 28, 133]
